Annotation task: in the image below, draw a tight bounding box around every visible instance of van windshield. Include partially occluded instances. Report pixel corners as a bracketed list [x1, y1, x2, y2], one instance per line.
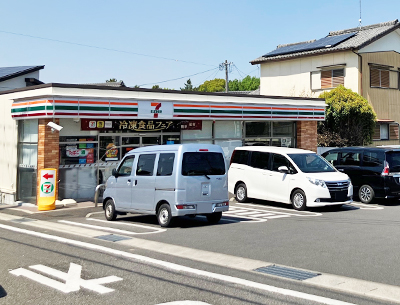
[182, 152, 226, 176]
[288, 153, 336, 173]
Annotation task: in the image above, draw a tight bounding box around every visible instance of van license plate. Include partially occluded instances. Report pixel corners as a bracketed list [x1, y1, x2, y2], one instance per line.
[202, 183, 210, 196]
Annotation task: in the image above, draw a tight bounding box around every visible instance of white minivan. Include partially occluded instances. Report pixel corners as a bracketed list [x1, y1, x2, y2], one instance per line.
[228, 146, 353, 210]
[102, 144, 229, 227]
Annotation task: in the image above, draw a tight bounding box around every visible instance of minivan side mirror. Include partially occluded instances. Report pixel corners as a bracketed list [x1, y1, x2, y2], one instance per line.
[278, 166, 289, 174]
[112, 168, 118, 177]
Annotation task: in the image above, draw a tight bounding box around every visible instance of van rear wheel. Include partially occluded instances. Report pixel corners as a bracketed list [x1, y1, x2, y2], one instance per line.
[235, 183, 248, 203]
[157, 204, 172, 227]
[206, 212, 222, 224]
[359, 185, 375, 204]
[291, 189, 307, 211]
[105, 199, 117, 221]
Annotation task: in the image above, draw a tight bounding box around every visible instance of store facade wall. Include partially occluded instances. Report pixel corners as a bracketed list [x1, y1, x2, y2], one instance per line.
[4, 84, 326, 203]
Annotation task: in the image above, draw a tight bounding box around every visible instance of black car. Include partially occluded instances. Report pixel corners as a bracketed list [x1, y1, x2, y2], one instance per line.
[321, 147, 400, 203]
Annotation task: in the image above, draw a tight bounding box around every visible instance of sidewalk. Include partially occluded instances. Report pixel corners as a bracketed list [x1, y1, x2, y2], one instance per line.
[0, 200, 98, 214]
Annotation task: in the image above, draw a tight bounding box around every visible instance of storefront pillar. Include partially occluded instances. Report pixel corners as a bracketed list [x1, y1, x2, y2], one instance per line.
[37, 118, 60, 204]
[296, 121, 317, 152]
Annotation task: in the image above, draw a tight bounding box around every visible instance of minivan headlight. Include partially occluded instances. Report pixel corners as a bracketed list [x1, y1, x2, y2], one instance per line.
[307, 177, 327, 188]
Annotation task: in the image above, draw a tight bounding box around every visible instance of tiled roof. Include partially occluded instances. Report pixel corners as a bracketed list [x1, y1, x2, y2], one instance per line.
[0, 66, 44, 82]
[86, 81, 126, 87]
[251, 20, 400, 64]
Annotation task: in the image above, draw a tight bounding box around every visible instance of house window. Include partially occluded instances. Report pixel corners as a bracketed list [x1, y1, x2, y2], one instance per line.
[380, 124, 389, 140]
[370, 68, 390, 88]
[321, 69, 344, 89]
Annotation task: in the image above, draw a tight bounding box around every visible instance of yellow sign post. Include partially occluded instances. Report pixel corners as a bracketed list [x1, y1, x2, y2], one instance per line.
[38, 168, 57, 211]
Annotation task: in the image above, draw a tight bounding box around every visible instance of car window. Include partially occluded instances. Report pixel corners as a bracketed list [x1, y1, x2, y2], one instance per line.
[136, 154, 156, 176]
[117, 156, 135, 176]
[386, 152, 400, 172]
[363, 151, 384, 167]
[339, 152, 361, 166]
[231, 150, 250, 165]
[182, 152, 225, 176]
[288, 153, 336, 173]
[271, 153, 295, 173]
[249, 151, 270, 169]
[323, 151, 339, 166]
[157, 153, 175, 176]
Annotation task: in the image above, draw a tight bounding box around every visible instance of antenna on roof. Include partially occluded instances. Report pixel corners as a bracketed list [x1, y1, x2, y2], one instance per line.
[359, 0, 362, 28]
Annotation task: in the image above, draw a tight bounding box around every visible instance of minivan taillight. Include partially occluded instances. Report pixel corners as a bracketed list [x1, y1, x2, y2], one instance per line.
[230, 150, 237, 166]
[382, 161, 390, 176]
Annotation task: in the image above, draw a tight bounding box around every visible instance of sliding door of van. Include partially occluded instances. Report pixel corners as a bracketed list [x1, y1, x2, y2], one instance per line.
[247, 151, 271, 200]
[131, 153, 156, 211]
[267, 153, 295, 203]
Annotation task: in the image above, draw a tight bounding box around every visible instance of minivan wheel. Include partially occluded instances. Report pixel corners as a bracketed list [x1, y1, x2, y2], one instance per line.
[291, 189, 307, 211]
[157, 204, 172, 227]
[359, 185, 375, 204]
[206, 212, 222, 224]
[105, 199, 117, 221]
[235, 183, 248, 203]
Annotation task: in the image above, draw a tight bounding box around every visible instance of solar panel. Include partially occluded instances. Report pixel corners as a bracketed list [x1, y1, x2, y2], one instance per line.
[263, 32, 357, 58]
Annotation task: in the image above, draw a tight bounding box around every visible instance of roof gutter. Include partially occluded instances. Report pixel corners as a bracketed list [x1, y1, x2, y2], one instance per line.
[352, 49, 363, 96]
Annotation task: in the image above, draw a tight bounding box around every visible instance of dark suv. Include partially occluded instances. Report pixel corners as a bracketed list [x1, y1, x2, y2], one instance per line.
[321, 147, 400, 203]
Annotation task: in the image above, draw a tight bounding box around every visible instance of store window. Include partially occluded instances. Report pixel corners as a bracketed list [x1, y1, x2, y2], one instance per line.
[245, 122, 295, 147]
[59, 136, 98, 165]
[17, 120, 38, 203]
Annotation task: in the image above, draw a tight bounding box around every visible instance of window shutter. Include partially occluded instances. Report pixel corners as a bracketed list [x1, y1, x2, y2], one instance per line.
[381, 70, 390, 88]
[373, 125, 381, 140]
[370, 68, 380, 87]
[332, 69, 344, 87]
[389, 124, 399, 140]
[321, 70, 332, 88]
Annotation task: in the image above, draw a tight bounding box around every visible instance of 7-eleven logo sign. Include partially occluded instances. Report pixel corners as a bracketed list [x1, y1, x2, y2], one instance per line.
[150, 102, 162, 118]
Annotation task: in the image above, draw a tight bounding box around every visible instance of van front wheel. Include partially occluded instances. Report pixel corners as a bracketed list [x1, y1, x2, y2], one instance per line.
[235, 183, 248, 203]
[206, 212, 222, 224]
[157, 204, 172, 227]
[105, 199, 117, 221]
[291, 189, 307, 211]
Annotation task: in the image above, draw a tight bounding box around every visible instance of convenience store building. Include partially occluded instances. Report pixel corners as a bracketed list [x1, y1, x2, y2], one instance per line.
[0, 83, 325, 204]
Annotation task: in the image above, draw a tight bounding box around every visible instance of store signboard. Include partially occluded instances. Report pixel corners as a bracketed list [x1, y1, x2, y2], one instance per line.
[37, 168, 57, 211]
[138, 101, 173, 119]
[81, 119, 114, 130]
[81, 119, 201, 131]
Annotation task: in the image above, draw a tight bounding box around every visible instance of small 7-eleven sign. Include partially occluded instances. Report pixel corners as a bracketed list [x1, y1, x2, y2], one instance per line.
[38, 168, 57, 210]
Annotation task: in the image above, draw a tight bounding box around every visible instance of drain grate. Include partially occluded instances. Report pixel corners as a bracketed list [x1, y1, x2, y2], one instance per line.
[254, 265, 320, 281]
[12, 218, 37, 223]
[95, 234, 131, 242]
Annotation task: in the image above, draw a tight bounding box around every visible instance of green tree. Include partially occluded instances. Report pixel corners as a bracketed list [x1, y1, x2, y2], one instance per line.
[181, 79, 195, 91]
[198, 78, 225, 92]
[106, 78, 118, 83]
[228, 76, 260, 91]
[318, 86, 376, 147]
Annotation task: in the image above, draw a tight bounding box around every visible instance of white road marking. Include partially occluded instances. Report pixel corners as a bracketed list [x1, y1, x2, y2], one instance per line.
[157, 302, 212, 305]
[86, 211, 104, 218]
[1, 223, 353, 305]
[11, 263, 123, 294]
[87, 218, 164, 231]
[58, 220, 166, 235]
[234, 203, 323, 216]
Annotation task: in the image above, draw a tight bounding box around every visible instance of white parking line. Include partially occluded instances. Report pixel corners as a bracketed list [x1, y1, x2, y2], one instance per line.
[58, 220, 166, 235]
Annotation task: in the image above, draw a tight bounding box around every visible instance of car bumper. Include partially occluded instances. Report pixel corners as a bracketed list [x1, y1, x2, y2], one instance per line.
[306, 185, 353, 207]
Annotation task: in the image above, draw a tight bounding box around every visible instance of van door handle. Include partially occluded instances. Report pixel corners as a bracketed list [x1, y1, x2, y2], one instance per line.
[127, 179, 131, 184]
[135, 180, 138, 185]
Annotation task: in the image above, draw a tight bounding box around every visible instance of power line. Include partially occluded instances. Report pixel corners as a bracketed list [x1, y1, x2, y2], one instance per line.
[138, 67, 219, 87]
[0, 29, 217, 68]
[194, 68, 221, 87]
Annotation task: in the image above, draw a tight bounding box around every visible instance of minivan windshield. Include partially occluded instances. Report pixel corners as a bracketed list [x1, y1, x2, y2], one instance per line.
[288, 153, 336, 173]
[182, 152, 226, 176]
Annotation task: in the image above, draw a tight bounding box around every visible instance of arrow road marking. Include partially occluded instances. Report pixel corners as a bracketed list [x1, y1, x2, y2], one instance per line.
[10, 263, 122, 294]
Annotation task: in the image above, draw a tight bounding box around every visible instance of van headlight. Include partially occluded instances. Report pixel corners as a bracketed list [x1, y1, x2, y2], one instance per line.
[307, 177, 327, 188]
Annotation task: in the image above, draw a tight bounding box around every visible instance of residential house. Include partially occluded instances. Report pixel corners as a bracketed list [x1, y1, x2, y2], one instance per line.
[251, 20, 400, 145]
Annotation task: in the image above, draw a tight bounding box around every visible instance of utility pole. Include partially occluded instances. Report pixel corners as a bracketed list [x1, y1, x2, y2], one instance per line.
[219, 60, 232, 93]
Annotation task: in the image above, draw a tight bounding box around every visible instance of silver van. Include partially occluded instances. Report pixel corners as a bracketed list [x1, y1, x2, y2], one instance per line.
[102, 144, 229, 227]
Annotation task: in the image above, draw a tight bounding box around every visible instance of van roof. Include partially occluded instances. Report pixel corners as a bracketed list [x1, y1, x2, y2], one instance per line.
[234, 146, 315, 154]
[125, 143, 223, 155]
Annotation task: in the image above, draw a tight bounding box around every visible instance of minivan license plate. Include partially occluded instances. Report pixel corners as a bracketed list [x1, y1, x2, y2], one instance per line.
[202, 183, 210, 196]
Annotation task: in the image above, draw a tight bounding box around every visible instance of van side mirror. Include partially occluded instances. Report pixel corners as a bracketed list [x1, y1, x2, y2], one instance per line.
[278, 166, 289, 173]
[112, 168, 118, 177]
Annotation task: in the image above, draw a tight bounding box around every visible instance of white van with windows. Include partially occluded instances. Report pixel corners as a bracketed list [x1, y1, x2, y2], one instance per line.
[102, 144, 229, 227]
[228, 146, 353, 210]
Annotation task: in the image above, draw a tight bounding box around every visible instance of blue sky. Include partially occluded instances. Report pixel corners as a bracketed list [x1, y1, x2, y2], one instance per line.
[0, 0, 399, 90]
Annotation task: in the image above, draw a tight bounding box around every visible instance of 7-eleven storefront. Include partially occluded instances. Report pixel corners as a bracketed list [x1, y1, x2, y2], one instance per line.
[6, 84, 325, 204]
